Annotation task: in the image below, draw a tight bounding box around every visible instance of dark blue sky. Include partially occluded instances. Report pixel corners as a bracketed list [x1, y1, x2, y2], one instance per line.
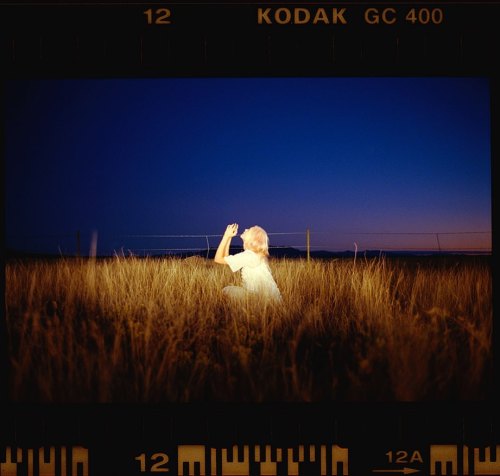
[4, 77, 492, 255]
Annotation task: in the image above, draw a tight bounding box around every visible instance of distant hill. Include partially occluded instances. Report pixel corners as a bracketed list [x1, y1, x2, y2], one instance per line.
[4, 246, 491, 260]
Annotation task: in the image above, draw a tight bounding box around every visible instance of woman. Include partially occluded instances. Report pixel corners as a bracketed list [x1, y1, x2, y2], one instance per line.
[214, 223, 282, 302]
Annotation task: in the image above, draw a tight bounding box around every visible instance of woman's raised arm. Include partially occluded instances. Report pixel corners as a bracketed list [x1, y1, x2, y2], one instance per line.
[214, 223, 238, 265]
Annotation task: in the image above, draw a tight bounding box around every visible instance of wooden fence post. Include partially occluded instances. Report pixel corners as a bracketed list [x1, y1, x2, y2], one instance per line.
[306, 228, 310, 262]
[435, 233, 442, 252]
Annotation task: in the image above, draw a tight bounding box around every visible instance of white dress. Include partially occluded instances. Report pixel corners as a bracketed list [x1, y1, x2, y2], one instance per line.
[223, 250, 282, 301]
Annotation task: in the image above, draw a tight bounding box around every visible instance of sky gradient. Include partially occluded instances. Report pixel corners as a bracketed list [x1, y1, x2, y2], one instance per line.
[3, 77, 492, 255]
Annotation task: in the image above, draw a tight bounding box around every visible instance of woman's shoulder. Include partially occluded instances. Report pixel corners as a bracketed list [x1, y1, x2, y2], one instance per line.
[240, 249, 265, 266]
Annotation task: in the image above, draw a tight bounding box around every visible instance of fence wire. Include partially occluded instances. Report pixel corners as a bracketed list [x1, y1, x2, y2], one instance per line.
[7, 230, 492, 257]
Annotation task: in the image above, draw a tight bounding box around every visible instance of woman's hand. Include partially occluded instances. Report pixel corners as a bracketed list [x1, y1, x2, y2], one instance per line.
[214, 223, 238, 264]
[224, 223, 239, 238]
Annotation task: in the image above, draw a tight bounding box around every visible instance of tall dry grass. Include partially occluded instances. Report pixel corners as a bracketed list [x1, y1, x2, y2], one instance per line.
[4, 256, 492, 402]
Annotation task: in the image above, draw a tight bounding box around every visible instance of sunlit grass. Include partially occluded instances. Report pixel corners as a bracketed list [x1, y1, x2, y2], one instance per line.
[5, 256, 492, 402]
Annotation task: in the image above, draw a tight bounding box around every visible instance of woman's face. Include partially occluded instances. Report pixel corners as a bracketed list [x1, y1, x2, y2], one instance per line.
[240, 228, 249, 242]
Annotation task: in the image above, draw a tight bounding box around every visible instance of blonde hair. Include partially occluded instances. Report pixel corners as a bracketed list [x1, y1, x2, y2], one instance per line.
[243, 226, 270, 257]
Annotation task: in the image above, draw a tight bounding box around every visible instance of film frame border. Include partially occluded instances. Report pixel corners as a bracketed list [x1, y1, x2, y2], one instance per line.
[1, 1, 499, 475]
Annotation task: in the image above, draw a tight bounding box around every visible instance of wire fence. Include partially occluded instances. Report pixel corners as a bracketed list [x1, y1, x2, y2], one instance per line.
[6, 230, 493, 258]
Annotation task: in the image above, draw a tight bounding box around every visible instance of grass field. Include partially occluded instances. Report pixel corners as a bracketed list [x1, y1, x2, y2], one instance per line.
[4, 255, 492, 402]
